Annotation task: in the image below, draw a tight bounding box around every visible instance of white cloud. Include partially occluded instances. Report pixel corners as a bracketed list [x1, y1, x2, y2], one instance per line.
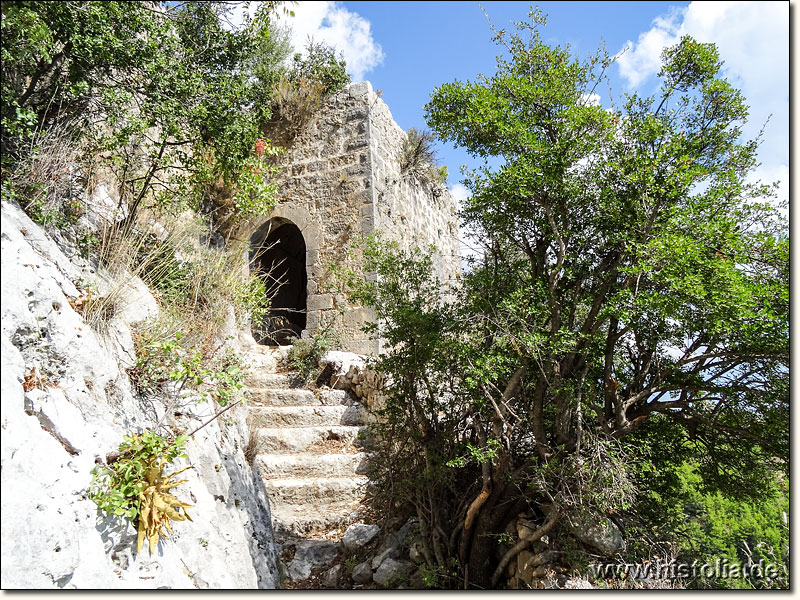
[275, 1, 384, 82]
[449, 183, 470, 206]
[617, 1, 788, 203]
[617, 11, 683, 89]
[580, 92, 601, 107]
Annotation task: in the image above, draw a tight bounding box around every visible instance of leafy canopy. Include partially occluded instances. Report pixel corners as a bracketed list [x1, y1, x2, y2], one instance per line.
[347, 8, 787, 589]
[1, 1, 288, 229]
[425, 8, 788, 491]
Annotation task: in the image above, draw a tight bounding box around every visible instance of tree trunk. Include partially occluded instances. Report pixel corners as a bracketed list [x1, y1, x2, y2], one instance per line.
[463, 482, 525, 589]
[464, 488, 503, 588]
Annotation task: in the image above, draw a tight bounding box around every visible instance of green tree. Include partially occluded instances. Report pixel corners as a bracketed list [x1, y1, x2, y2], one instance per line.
[1, 1, 286, 232]
[287, 39, 350, 95]
[349, 9, 787, 589]
[629, 458, 788, 589]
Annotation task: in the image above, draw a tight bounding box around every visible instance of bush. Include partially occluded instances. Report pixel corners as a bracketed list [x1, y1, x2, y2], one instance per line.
[399, 128, 447, 186]
[82, 209, 271, 342]
[287, 330, 334, 385]
[89, 430, 194, 555]
[249, 19, 293, 96]
[288, 40, 350, 95]
[89, 431, 188, 521]
[233, 272, 271, 327]
[1, 120, 87, 228]
[129, 328, 245, 408]
[625, 455, 789, 589]
[268, 75, 327, 142]
[265, 40, 350, 142]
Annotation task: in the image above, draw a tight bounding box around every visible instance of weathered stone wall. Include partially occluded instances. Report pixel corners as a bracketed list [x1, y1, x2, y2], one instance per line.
[366, 88, 460, 290]
[254, 82, 460, 354]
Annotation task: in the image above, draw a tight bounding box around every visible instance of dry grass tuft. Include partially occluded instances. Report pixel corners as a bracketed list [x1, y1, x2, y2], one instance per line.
[265, 75, 326, 144]
[244, 429, 265, 466]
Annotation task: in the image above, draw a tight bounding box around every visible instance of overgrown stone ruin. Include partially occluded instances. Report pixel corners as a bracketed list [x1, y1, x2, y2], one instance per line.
[248, 81, 460, 353]
[0, 81, 459, 590]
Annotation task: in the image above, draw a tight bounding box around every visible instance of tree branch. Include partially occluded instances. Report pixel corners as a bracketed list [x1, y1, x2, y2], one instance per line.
[491, 509, 559, 587]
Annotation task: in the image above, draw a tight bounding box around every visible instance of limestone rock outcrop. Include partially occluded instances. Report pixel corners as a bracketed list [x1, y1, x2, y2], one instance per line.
[1, 200, 280, 589]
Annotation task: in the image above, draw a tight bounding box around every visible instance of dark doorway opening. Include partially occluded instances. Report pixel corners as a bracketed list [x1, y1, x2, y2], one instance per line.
[251, 221, 307, 345]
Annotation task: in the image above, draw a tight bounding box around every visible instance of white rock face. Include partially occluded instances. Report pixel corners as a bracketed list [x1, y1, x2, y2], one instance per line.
[78, 181, 127, 233]
[0, 200, 280, 589]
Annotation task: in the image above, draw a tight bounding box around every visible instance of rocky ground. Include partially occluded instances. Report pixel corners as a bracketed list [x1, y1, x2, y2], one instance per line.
[1, 200, 282, 589]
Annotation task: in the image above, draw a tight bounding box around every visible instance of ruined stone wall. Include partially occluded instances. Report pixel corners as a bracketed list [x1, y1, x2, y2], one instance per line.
[255, 82, 460, 354]
[366, 90, 460, 289]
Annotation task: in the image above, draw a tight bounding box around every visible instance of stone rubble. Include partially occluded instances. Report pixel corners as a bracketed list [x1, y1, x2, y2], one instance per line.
[320, 350, 388, 414]
[342, 523, 380, 552]
[352, 561, 373, 584]
[569, 515, 625, 555]
[372, 557, 415, 587]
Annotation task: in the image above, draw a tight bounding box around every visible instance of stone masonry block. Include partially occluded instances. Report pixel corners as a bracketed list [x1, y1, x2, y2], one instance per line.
[307, 294, 333, 311]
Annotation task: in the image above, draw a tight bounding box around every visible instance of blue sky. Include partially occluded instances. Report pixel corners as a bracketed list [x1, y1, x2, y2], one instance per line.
[270, 1, 789, 221]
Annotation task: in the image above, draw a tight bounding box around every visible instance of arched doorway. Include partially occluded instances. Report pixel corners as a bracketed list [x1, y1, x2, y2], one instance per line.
[250, 220, 307, 345]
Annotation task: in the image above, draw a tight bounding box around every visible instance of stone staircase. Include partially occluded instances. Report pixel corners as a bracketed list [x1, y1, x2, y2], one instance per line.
[243, 345, 371, 544]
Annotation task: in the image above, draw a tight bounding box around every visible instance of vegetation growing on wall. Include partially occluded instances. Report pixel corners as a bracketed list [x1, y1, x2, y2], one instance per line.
[399, 128, 448, 186]
[287, 40, 351, 96]
[267, 40, 351, 143]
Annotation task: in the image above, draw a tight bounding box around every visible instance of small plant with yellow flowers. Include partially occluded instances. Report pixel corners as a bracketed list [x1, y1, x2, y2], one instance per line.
[136, 455, 194, 554]
[89, 431, 194, 554]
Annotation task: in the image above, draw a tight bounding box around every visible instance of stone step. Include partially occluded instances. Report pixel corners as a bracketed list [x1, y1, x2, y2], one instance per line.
[272, 501, 366, 538]
[248, 388, 351, 407]
[248, 404, 369, 428]
[256, 452, 369, 478]
[245, 372, 295, 388]
[242, 346, 291, 372]
[253, 425, 369, 453]
[264, 476, 368, 506]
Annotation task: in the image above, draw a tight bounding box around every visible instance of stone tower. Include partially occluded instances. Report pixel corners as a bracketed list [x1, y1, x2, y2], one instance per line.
[248, 82, 460, 354]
